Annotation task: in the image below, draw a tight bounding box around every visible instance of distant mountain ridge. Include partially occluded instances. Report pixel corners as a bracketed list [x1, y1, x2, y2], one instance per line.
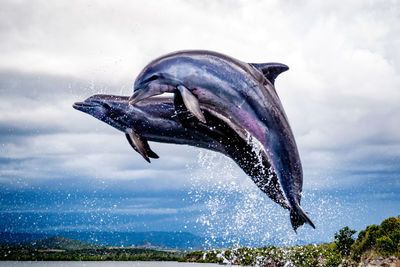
[0, 231, 206, 250]
[1, 236, 104, 250]
[0, 231, 311, 249]
[0, 232, 49, 243]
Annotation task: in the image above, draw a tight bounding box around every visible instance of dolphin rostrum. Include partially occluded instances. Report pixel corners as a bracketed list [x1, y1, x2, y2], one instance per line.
[74, 94, 309, 230]
[128, 50, 315, 229]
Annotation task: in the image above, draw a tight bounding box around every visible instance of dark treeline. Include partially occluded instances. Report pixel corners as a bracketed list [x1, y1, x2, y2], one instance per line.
[0, 247, 184, 262]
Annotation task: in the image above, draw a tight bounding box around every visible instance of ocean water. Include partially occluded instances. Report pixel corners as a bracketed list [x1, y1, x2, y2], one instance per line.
[0, 262, 221, 267]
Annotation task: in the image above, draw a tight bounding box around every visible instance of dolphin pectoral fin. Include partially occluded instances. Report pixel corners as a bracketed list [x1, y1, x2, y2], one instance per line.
[249, 63, 289, 85]
[125, 129, 150, 163]
[125, 128, 159, 163]
[289, 204, 315, 232]
[177, 85, 206, 123]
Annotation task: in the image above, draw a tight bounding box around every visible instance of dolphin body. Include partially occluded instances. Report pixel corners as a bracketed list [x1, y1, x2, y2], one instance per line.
[73, 94, 309, 230]
[129, 50, 315, 229]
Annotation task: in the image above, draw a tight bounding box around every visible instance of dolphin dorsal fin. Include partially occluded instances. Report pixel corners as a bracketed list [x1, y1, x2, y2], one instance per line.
[249, 63, 289, 85]
[125, 128, 159, 163]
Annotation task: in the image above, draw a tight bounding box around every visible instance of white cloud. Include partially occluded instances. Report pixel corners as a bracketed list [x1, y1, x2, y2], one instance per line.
[0, 0, 399, 194]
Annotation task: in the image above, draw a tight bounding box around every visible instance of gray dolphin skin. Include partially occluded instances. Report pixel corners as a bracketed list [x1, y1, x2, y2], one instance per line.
[73, 94, 301, 227]
[129, 50, 315, 230]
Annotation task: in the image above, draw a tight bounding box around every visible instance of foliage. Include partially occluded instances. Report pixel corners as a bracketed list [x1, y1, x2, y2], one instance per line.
[334, 226, 356, 256]
[324, 248, 342, 267]
[0, 247, 184, 261]
[181, 244, 339, 266]
[191, 217, 400, 266]
[352, 216, 400, 260]
[376, 236, 396, 256]
[1, 215, 400, 266]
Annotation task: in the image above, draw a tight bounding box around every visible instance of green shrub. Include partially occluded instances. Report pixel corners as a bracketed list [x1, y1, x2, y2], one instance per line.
[376, 236, 396, 256]
[334, 226, 356, 256]
[288, 245, 320, 267]
[352, 224, 379, 260]
[352, 217, 400, 260]
[379, 217, 400, 236]
[324, 250, 342, 267]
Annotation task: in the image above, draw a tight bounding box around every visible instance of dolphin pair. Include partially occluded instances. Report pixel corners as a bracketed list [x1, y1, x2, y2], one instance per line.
[127, 50, 315, 230]
[73, 94, 300, 229]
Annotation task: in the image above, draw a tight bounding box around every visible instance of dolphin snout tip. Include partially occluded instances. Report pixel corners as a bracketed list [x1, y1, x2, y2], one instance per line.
[128, 97, 137, 105]
[129, 90, 144, 105]
[72, 102, 82, 109]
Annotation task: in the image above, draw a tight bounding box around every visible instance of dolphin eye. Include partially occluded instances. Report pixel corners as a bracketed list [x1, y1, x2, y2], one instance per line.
[148, 75, 158, 82]
[103, 103, 111, 109]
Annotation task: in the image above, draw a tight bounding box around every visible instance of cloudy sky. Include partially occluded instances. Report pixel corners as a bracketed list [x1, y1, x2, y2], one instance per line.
[0, 0, 399, 245]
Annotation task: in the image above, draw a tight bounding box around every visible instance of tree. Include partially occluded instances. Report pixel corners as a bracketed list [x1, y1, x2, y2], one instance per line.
[334, 226, 356, 256]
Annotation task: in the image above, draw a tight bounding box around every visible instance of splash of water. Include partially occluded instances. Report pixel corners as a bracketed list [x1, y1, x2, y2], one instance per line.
[185, 150, 363, 248]
[186, 150, 289, 248]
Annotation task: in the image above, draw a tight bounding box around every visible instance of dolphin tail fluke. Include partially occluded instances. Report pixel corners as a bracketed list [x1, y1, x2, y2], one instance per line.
[289, 204, 315, 232]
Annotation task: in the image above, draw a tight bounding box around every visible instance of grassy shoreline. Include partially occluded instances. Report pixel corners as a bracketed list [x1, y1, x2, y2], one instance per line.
[1, 216, 399, 266]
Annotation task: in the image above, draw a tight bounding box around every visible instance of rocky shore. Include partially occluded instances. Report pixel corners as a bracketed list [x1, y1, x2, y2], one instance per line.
[356, 256, 400, 267]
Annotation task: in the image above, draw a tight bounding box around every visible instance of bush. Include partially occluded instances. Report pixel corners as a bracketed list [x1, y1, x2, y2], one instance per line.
[324, 250, 342, 267]
[352, 217, 400, 261]
[334, 226, 356, 256]
[381, 218, 400, 246]
[352, 224, 379, 260]
[288, 245, 320, 267]
[376, 236, 396, 256]
[380, 217, 400, 235]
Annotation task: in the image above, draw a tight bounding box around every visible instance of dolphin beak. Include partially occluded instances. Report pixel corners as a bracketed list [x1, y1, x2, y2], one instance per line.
[72, 102, 84, 109]
[72, 100, 104, 112]
[72, 101, 94, 111]
[129, 90, 144, 105]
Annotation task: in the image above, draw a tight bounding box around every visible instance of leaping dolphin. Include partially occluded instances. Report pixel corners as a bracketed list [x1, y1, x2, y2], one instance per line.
[128, 50, 315, 229]
[73, 95, 227, 162]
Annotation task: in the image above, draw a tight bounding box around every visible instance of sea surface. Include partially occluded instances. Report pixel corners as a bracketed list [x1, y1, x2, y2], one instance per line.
[0, 262, 222, 267]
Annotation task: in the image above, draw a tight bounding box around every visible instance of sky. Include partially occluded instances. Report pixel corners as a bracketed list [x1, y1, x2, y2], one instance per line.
[0, 0, 399, 246]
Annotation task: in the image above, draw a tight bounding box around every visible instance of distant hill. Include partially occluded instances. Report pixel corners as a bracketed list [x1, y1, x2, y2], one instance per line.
[26, 236, 104, 250]
[56, 231, 206, 249]
[0, 232, 50, 243]
[1, 236, 104, 250]
[0, 231, 293, 250]
[0, 231, 206, 250]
